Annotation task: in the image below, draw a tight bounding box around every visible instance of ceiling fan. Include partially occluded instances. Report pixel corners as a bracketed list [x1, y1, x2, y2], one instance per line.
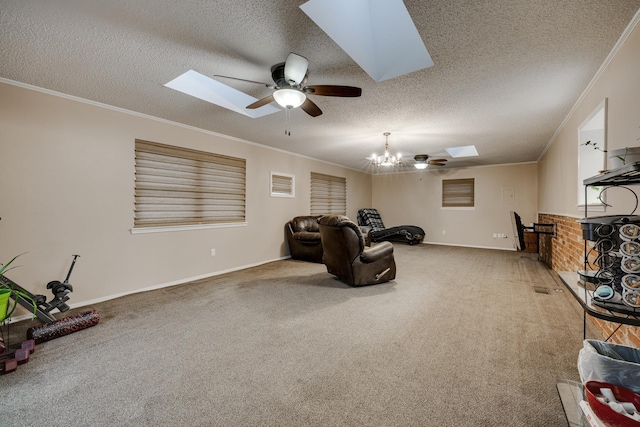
[215, 52, 362, 117]
[413, 154, 448, 169]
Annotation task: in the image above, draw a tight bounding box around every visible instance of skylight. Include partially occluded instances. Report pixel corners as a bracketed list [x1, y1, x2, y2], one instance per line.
[300, 0, 433, 82]
[446, 145, 479, 158]
[164, 70, 280, 118]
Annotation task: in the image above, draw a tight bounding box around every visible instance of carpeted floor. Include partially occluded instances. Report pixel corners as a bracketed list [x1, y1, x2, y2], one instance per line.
[0, 244, 595, 426]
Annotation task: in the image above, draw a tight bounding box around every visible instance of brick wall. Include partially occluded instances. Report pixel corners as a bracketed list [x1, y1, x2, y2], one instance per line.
[538, 214, 583, 272]
[538, 213, 640, 347]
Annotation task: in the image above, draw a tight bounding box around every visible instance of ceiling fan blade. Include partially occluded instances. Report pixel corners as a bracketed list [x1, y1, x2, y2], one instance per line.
[300, 98, 322, 117]
[429, 159, 447, 163]
[304, 85, 362, 97]
[214, 75, 275, 88]
[284, 53, 308, 86]
[247, 94, 275, 109]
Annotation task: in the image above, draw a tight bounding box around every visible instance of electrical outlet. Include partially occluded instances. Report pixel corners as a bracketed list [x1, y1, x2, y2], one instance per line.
[211, 249, 216, 256]
[442, 230, 446, 235]
[493, 233, 497, 238]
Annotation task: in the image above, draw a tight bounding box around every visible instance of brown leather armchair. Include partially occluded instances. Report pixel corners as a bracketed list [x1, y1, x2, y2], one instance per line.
[285, 216, 324, 263]
[318, 215, 396, 286]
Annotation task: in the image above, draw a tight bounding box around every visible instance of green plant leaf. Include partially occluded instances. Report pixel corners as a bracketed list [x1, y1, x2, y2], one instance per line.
[581, 140, 607, 153]
[0, 253, 24, 276]
[8, 289, 38, 320]
[0, 253, 38, 322]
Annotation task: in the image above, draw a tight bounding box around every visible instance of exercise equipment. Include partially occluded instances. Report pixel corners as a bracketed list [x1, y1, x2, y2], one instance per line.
[0, 255, 80, 323]
[0, 339, 35, 374]
[45, 254, 79, 313]
[27, 309, 99, 344]
[1, 254, 99, 345]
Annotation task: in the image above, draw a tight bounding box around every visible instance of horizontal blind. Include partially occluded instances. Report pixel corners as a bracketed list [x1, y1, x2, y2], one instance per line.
[134, 139, 246, 228]
[310, 172, 346, 216]
[442, 178, 475, 207]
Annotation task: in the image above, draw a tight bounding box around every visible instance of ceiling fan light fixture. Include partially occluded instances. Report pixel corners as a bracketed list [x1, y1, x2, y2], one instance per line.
[414, 154, 429, 169]
[273, 88, 306, 109]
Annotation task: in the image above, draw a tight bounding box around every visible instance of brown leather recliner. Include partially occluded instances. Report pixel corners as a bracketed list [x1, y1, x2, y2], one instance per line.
[318, 215, 396, 286]
[285, 216, 324, 263]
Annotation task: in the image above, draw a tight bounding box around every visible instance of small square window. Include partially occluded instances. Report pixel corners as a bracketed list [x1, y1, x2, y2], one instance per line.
[442, 178, 475, 208]
[270, 172, 295, 198]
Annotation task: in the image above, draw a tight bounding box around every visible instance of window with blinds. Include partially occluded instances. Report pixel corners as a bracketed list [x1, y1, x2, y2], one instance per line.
[442, 178, 475, 208]
[134, 139, 246, 228]
[310, 172, 346, 216]
[270, 172, 295, 198]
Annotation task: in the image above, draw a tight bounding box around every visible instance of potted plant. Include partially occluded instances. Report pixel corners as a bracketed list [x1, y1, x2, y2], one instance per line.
[582, 140, 640, 169]
[0, 254, 37, 323]
[607, 146, 640, 169]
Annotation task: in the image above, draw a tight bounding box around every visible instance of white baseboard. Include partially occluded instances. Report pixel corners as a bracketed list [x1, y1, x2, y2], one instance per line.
[6, 255, 292, 324]
[424, 241, 516, 251]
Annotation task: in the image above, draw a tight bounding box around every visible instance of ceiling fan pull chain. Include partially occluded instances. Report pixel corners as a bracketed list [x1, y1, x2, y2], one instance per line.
[284, 108, 288, 135]
[284, 107, 292, 136]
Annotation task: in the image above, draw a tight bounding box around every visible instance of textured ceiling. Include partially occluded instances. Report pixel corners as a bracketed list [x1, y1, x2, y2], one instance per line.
[2, 0, 640, 173]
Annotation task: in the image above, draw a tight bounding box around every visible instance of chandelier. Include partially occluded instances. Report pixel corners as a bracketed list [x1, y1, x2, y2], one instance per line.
[371, 132, 402, 167]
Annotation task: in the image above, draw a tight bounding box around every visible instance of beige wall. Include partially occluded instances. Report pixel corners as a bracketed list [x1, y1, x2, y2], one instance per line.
[8, 13, 637, 313]
[371, 163, 538, 250]
[539, 16, 640, 216]
[0, 82, 371, 308]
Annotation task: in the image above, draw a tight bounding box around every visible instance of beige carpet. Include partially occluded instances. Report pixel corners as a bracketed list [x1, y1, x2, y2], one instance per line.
[0, 244, 594, 426]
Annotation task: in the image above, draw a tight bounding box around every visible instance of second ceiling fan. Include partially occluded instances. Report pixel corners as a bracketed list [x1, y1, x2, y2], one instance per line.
[216, 52, 362, 117]
[413, 154, 448, 169]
